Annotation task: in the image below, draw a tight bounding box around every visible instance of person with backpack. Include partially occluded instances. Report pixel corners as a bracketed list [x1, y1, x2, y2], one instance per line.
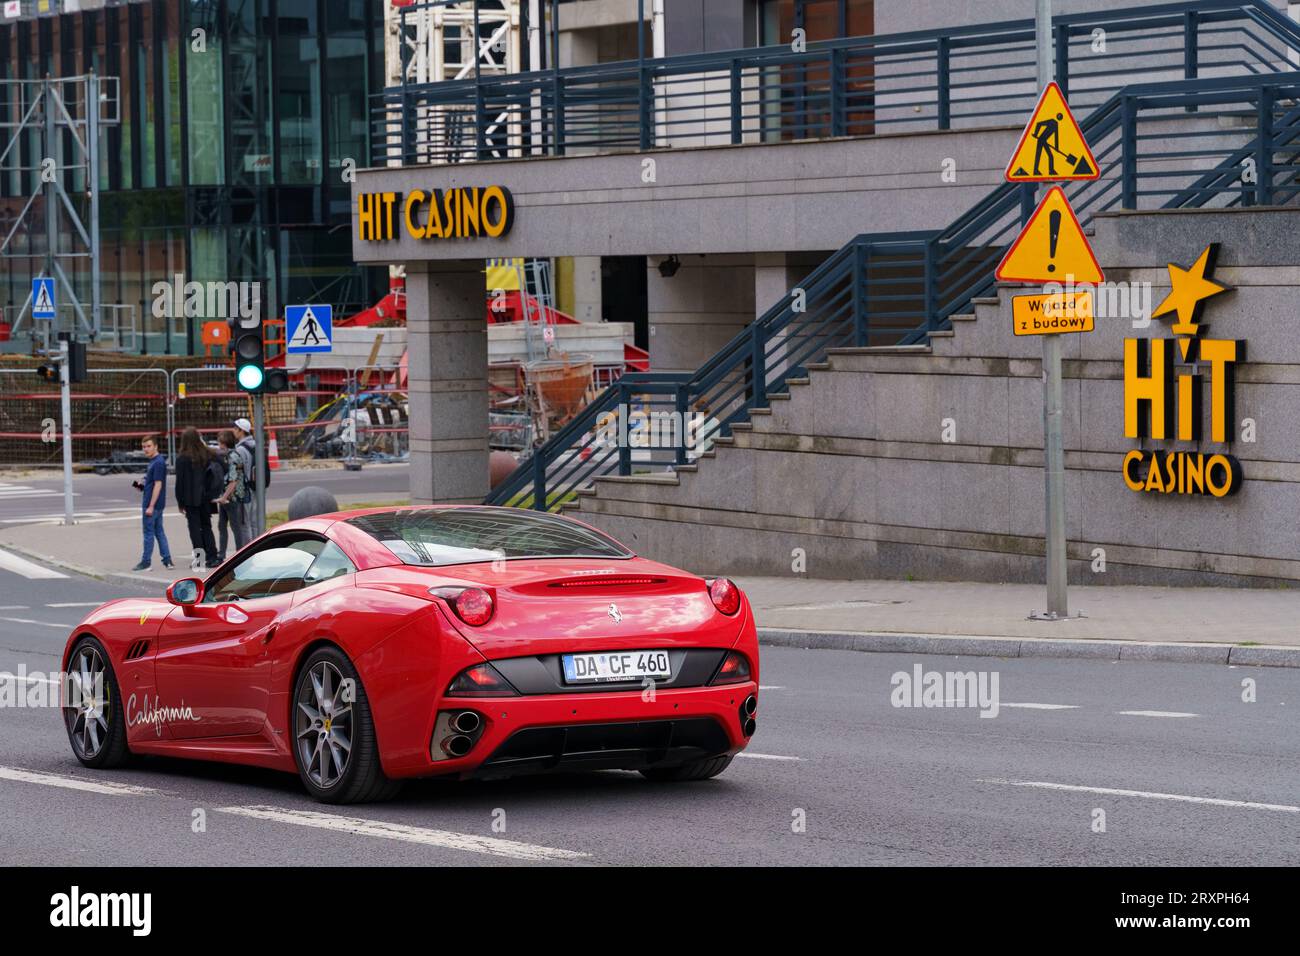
[175, 427, 222, 569]
[233, 416, 270, 493]
[216, 429, 253, 554]
[230, 417, 267, 538]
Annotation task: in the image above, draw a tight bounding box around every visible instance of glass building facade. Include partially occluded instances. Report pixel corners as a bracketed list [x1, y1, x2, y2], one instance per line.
[0, 0, 385, 355]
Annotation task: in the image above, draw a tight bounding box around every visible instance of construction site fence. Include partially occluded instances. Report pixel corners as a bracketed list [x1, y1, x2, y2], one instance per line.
[0, 365, 410, 471]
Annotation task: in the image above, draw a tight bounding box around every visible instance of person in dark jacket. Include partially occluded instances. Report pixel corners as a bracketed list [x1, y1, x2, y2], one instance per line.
[175, 427, 220, 569]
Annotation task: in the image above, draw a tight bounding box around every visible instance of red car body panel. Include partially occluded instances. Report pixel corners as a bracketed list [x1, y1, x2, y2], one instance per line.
[62, 506, 759, 782]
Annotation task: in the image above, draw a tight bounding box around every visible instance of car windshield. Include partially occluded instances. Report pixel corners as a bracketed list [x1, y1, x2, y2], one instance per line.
[344, 508, 633, 567]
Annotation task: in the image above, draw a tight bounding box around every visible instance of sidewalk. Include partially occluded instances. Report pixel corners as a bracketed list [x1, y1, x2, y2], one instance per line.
[2, 516, 1295, 667]
[737, 576, 1300, 667]
[0, 485, 405, 590]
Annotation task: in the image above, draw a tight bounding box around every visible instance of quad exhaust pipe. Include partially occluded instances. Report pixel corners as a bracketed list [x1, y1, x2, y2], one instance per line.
[442, 734, 473, 758]
[450, 710, 481, 734]
[741, 695, 757, 737]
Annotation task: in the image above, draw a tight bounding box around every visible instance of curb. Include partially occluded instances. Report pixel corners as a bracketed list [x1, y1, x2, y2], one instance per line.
[757, 628, 1300, 668]
[0, 541, 162, 593]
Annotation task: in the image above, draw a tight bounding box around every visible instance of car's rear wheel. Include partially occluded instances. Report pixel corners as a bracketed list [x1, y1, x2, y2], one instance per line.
[640, 754, 733, 782]
[63, 637, 131, 769]
[292, 646, 401, 804]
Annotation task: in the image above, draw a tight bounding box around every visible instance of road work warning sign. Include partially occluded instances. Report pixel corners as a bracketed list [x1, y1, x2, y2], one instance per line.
[1005, 82, 1099, 182]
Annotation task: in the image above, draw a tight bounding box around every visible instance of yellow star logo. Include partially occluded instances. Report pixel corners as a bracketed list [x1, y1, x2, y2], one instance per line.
[1151, 243, 1231, 339]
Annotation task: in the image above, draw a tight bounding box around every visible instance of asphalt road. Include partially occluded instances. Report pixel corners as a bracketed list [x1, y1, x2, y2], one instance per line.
[0, 555, 1297, 866]
[0, 464, 411, 527]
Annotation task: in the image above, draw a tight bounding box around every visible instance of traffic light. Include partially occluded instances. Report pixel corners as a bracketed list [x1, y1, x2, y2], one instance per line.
[35, 363, 58, 383]
[68, 340, 87, 383]
[233, 324, 265, 393]
[264, 367, 290, 393]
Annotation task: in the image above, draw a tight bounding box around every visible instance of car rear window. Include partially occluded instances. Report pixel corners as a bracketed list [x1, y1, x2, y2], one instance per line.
[345, 508, 632, 567]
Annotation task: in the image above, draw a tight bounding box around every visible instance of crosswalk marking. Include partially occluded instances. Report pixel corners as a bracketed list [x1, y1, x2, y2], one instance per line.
[0, 547, 67, 579]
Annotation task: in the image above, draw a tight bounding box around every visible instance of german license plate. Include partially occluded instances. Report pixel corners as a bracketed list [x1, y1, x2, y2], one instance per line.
[562, 650, 672, 684]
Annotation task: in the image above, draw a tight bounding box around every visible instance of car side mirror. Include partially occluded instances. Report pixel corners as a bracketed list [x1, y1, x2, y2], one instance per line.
[167, 578, 204, 606]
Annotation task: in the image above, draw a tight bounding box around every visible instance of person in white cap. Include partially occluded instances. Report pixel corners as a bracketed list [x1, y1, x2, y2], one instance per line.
[229, 417, 265, 539]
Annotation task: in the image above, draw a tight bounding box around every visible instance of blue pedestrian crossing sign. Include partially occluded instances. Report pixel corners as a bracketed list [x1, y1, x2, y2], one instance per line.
[31, 278, 56, 320]
[285, 304, 333, 354]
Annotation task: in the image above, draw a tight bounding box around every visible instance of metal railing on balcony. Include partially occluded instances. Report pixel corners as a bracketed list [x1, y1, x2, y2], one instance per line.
[374, 0, 1300, 166]
[487, 65, 1300, 510]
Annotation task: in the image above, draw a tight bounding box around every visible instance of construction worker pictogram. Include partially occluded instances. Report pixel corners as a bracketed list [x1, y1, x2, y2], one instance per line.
[995, 186, 1104, 284]
[1005, 82, 1099, 182]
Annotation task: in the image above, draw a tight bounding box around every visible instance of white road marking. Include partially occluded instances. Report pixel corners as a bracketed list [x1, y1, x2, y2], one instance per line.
[46, 603, 103, 608]
[0, 617, 70, 629]
[737, 752, 801, 761]
[0, 547, 67, 580]
[0, 766, 160, 796]
[215, 805, 589, 862]
[0, 672, 59, 686]
[758, 685, 783, 690]
[0, 605, 30, 610]
[0, 514, 107, 524]
[978, 778, 1300, 814]
[1003, 702, 1079, 710]
[1117, 710, 1197, 718]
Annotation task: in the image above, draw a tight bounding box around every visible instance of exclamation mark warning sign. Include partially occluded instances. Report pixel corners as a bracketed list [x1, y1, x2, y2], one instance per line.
[1047, 210, 1061, 273]
[995, 186, 1103, 284]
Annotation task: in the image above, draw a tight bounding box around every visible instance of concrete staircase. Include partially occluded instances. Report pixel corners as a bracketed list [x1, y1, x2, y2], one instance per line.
[569, 206, 1300, 587]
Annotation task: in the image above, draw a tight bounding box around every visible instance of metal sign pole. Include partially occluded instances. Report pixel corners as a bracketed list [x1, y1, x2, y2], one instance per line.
[253, 393, 267, 536]
[1037, 0, 1069, 618]
[59, 337, 74, 526]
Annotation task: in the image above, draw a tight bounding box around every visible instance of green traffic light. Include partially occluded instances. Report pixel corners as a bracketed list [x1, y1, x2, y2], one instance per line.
[237, 364, 265, 391]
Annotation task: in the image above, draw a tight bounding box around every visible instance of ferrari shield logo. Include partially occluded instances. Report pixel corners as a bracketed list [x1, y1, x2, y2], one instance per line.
[607, 603, 623, 624]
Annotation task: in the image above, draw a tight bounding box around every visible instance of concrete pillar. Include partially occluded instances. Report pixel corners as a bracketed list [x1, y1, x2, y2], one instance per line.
[753, 252, 794, 310]
[404, 263, 490, 504]
[571, 256, 602, 323]
[646, 254, 755, 372]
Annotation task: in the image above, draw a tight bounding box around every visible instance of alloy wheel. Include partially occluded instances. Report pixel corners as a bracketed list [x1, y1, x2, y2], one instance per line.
[295, 660, 353, 789]
[66, 645, 110, 760]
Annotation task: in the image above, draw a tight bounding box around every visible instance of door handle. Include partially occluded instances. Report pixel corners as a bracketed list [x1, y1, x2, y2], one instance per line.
[263, 625, 279, 645]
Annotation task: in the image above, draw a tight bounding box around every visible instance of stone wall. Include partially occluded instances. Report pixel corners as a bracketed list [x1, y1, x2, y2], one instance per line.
[572, 206, 1300, 587]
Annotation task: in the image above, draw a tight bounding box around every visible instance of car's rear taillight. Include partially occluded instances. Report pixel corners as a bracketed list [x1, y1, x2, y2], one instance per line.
[446, 662, 518, 697]
[710, 650, 751, 685]
[707, 577, 741, 615]
[429, 585, 495, 626]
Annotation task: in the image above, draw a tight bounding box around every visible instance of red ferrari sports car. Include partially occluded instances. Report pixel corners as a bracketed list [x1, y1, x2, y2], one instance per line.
[61, 506, 759, 803]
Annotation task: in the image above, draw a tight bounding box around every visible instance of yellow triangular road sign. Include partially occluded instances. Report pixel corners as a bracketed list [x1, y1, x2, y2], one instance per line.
[995, 186, 1104, 284]
[1005, 82, 1099, 182]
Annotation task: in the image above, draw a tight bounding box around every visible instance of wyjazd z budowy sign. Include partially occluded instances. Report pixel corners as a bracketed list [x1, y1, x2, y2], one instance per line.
[356, 186, 515, 241]
[1123, 243, 1243, 498]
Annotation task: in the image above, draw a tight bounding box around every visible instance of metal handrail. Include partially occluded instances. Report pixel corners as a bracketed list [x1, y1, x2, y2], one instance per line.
[375, 0, 1300, 166]
[487, 66, 1300, 510]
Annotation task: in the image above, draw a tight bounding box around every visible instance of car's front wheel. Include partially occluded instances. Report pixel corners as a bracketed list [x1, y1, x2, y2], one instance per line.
[63, 637, 131, 769]
[640, 754, 733, 782]
[292, 646, 401, 804]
